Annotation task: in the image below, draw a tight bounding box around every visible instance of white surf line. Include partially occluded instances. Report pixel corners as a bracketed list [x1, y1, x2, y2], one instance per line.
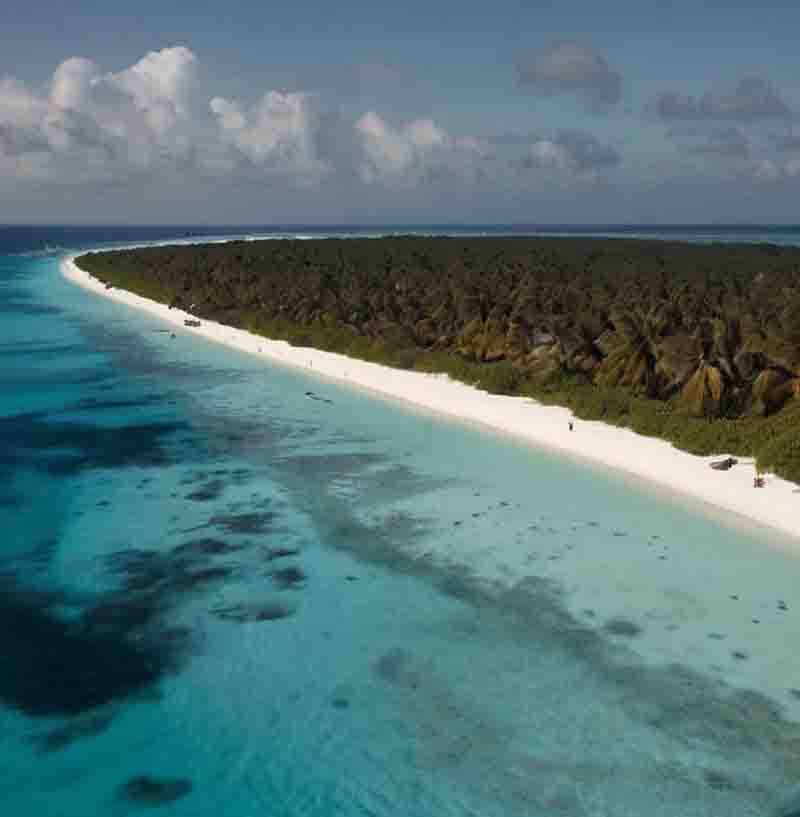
[61, 252, 800, 548]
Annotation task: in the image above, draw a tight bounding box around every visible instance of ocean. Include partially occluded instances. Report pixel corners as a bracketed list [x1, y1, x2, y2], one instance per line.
[3, 224, 800, 816]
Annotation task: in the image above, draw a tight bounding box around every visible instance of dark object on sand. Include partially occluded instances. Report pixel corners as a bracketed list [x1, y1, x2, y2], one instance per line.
[754, 475, 765, 488]
[184, 319, 201, 328]
[710, 457, 738, 471]
[568, 421, 574, 431]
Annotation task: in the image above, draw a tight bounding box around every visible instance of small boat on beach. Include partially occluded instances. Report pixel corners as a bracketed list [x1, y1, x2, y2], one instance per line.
[710, 457, 738, 471]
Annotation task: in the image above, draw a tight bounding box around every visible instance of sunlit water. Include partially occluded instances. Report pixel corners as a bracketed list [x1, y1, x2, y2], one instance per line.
[3, 225, 800, 816]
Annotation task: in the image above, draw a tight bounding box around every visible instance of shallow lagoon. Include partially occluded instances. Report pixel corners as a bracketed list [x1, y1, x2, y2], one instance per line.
[2, 235, 800, 815]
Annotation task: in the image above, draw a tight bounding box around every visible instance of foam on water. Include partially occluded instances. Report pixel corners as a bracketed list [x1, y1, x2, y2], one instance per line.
[3, 232, 800, 815]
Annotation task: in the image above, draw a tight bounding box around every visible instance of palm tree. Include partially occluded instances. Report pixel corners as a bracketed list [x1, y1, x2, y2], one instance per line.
[594, 305, 668, 395]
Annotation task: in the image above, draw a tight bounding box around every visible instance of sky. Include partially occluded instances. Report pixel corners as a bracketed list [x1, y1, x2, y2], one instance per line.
[2, 0, 800, 224]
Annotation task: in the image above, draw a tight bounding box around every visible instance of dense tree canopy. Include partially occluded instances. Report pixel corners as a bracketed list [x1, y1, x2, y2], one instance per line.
[77, 236, 800, 480]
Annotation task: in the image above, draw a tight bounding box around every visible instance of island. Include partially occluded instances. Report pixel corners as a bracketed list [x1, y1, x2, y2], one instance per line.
[73, 236, 800, 484]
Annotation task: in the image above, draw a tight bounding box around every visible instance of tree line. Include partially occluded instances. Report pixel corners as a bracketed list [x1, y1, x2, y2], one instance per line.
[77, 236, 800, 481]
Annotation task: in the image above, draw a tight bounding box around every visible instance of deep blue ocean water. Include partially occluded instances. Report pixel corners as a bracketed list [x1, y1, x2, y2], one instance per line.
[3, 224, 800, 816]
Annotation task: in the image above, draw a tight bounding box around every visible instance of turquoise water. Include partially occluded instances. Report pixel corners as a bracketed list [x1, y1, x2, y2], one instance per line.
[3, 227, 800, 815]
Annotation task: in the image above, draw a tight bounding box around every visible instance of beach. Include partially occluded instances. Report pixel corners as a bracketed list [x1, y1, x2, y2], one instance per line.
[62, 253, 799, 547]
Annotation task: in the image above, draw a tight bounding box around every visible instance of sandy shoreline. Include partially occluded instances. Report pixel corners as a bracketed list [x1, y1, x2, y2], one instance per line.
[62, 254, 799, 547]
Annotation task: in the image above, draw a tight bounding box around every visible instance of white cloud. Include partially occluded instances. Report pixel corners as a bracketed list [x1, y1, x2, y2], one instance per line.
[354, 111, 492, 186]
[0, 78, 50, 155]
[0, 46, 197, 184]
[517, 130, 620, 182]
[209, 91, 330, 182]
[50, 57, 97, 112]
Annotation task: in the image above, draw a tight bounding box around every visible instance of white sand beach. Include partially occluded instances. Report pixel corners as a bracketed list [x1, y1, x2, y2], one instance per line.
[62, 254, 799, 548]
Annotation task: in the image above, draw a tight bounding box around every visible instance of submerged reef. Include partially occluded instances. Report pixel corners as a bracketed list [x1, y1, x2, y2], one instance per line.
[116, 776, 192, 806]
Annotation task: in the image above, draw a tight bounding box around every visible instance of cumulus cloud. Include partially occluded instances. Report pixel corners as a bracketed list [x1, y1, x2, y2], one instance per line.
[653, 77, 790, 121]
[0, 46, 197, 184]
[0, 79, 50, 156]
[518, 43, 622, 111]
[517, 130, 620, 181]
[354, 111, 493, 186]
[209, 91, 331, 182]
[1, 47, 501, 197]
[669, 124, 800, 184]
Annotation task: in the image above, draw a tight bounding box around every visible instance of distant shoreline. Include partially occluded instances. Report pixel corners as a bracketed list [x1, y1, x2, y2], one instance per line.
[62, 253, 800, 548]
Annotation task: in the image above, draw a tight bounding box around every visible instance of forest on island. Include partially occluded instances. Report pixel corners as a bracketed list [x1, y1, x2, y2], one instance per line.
[77, 236, 800, 481]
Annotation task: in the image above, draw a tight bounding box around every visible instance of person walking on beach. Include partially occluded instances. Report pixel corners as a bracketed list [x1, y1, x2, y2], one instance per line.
[568, 421, 574, 431]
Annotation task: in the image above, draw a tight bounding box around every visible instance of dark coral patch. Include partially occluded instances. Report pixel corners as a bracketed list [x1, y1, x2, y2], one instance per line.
[116, 776, 192, 806]
[373, 647, 420, 689]
[603, 618, 642, 638]
[104, 546, 234, 598]
[270, 566, 306, 590]
[0, 577, 183, 717]
[264, 547, 300, 562]
[0, 413, 186, 477]
[703, 769, 737, 792]
[31, 712, 114, 753]
[172, 538, 242, 558]
[185, 479, 226, 502]
[171, 566, 232, 591]
[211, 602, 294, 622]
[208, 512, 276, 535]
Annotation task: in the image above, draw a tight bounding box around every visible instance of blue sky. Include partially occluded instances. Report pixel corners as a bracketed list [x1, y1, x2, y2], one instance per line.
[2, 0, 800, 223]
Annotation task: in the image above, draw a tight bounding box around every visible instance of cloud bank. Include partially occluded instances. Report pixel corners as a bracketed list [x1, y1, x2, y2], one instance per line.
[354, 112, 493, 186]
[0, 45, 625, 210]
[672, 127, 800, 185]
[0, 47, 197, 186]
[654, 77, 790, 121]
[209, 91, 330, 182]
[516, 130, 620, 182]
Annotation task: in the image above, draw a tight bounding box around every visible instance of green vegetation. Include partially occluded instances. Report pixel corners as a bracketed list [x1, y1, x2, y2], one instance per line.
[76, 235, 800, 482]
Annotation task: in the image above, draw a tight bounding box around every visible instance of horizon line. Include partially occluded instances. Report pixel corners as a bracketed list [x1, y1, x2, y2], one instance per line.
[3, 222, 800, 230]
